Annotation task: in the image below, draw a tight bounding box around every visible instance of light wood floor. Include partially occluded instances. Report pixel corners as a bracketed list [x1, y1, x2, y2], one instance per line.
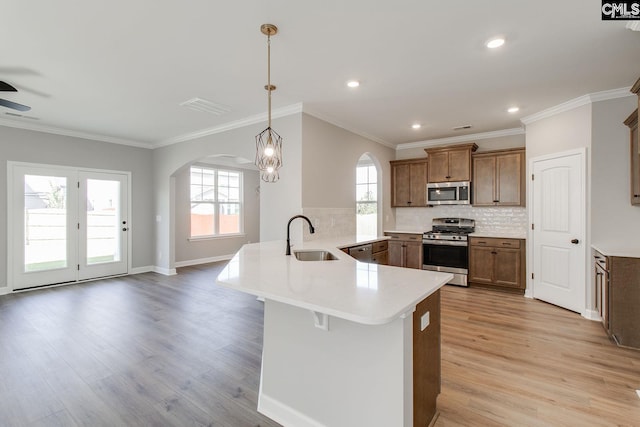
[0, 263, 638, 426]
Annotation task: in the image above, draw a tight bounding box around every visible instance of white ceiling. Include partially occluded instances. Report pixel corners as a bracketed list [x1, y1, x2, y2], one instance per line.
[1, 0, 639, 148]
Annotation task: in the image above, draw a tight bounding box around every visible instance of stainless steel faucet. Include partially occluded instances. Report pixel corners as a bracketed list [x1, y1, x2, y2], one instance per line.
[286, 215, 315, 255]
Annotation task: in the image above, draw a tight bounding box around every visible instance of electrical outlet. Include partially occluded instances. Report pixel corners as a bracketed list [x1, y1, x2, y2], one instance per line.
[421, 311, 430, 331]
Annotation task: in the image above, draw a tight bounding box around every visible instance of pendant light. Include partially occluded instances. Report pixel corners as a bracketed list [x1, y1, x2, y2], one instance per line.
[255, 23, 282, 183]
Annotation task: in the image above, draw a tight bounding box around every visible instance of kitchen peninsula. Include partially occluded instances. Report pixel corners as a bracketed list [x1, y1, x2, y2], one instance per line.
[216, 237, 452, 427]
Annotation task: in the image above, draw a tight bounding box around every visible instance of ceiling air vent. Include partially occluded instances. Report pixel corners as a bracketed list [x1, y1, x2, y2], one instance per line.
[5, 112, 39, 120]
[453, 125, 472, 131]
[180, 97, 231, 116]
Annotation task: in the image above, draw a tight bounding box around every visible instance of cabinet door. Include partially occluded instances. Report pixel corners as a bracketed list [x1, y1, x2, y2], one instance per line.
[468, 246, 494, 284]
[447, 149, 471, 182]
[409, 162, 428, 206]
[427, 152, 449, 183]
[472, 156, 497, 206]
[392, 163, 412, 207]
[496, 153, 523, 206]
[494, 248, 521, 288]
[388, 240, 404, 267]
[405, 241, 423, 269]
[631, 123, 640, 205]
[371, 250, 388, 265]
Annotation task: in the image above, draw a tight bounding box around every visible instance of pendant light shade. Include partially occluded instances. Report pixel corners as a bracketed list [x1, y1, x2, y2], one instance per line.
[255, 23, 282, 183]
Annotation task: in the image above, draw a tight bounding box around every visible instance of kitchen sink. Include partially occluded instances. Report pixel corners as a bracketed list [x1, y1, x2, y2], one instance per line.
[293, 250, 339, 261]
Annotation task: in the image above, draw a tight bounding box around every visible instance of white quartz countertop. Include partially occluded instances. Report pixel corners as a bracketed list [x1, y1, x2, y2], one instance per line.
[469, 231, 527, 239]
[591, 243, 640, 258]
[215, 238, 452, 325]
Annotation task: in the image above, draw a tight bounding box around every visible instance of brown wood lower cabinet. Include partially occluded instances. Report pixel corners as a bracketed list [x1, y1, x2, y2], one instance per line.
[371, 240, 388, 265]
[594, 249, 640, 349]
[469, 237, 526, 293]
[413, 289, 440, 426]
[385, 232, 423, 269]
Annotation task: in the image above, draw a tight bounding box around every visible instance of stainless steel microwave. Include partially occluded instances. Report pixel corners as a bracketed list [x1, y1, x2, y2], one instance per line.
[426, 181, 471, 205]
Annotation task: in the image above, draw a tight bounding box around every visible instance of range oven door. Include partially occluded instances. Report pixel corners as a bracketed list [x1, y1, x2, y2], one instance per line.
[423, 240, 469, 286]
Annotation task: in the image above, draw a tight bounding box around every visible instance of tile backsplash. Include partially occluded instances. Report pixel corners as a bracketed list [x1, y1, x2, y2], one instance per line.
[394, 205, 528, 233]
[302, 207, 356, 241]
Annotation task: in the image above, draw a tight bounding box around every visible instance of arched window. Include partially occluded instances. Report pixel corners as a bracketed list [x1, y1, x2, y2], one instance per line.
[356, 154, 379, 236]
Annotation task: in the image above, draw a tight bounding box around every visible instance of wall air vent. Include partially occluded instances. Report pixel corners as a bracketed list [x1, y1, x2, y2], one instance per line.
[453, 125, 472, 131]
[180, 97, 231, 116]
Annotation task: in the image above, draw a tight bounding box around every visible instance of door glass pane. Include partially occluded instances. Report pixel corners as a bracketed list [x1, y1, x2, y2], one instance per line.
[86, 179, 121, 264]
[24, 175, 67, 272]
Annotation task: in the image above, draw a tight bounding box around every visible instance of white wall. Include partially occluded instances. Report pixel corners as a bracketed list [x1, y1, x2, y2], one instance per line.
[173, 163, 260, 265]
[152, 113, 302, 271]
[301, 114, 396, 239]
[591, 96, 640, 245]
[0, 126, 154, 290]
[525, 104, 592, 160]
[395, 134, 525, 160]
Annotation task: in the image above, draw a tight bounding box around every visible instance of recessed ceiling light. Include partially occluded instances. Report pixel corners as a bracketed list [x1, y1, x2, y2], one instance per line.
[347, 80, 360, 88]
[507, 106, 520, 113]
[486, 37, 505, 49]
[411, 123, 422, 129]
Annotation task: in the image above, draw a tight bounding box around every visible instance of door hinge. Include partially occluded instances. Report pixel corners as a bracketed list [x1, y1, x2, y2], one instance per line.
[77, 223, 80, 230]
[77, 181, 80, 188]
[531, 174, 535, 181]
[531, 273, 535, 280]
[77, 264, 80, 271]
[531, 223, 535, 230]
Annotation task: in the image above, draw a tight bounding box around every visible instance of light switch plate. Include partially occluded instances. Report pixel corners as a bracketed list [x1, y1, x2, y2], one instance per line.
[421, 311, 430, 331]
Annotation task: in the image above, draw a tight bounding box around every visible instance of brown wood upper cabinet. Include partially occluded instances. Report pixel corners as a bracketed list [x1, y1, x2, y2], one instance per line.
[625, 109, 639, 205]
[627, 75, 639, 206]
[472, 148, 525, 207]
[390, 158, 428, 207]
[424, 143, 478, 183]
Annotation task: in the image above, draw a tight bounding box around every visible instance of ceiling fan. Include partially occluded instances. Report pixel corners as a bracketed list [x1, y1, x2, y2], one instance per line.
[0, 80, 31, 112]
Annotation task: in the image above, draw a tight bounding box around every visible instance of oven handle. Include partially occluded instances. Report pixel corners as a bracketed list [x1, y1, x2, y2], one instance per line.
[422, 240, 468, 247]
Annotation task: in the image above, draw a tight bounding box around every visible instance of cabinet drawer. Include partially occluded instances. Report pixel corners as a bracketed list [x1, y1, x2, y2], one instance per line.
[385, 232, 422, 242]
[372, 240, 388, 253]
[470, 237, 521, 248]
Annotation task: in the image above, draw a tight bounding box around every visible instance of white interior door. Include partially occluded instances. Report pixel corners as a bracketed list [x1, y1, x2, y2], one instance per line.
[531, 150, 586, 313]
[78, 171, 128, 280]
[10, 164, 129, 290]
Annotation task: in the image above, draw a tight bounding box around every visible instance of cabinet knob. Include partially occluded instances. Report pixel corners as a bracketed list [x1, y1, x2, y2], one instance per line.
[493, 200, 500, 203]
[491, 251, 497, 254]
[407, 201, 412, 204]
[635, 195, 640, 198]
[445, 175, 451, 179]
[571, 239, 579, 244]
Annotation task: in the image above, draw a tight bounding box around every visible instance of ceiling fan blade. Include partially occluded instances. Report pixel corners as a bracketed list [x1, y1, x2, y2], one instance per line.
[0, 98, 31, 112]
[0, 81, 18, 92]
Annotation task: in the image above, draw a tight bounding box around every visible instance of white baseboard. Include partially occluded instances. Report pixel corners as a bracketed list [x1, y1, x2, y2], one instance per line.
[153, 266, 177, 276]
[129, 266, 155, 275]
[0, 286, 9, 296]
[582, 309, 601, 321]
[258, 393, 325, 427]
[174, 254, 234, 268]
[524, 288, 533, 299]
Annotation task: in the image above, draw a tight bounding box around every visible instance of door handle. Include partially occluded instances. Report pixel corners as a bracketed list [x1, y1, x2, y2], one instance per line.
[571, 239, 579, 244]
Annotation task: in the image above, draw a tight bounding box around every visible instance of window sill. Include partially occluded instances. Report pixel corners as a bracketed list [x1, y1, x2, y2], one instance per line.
[189, 233, 246, 242]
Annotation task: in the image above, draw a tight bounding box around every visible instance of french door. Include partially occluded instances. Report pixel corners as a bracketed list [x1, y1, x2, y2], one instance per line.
[9, 163, 129, 290]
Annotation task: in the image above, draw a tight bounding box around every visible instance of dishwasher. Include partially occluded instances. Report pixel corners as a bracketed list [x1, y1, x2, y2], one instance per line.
[348, 243, 373, 262]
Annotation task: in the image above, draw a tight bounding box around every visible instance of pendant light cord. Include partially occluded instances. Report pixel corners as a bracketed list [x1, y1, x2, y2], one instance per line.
[267, 34, 272, 129]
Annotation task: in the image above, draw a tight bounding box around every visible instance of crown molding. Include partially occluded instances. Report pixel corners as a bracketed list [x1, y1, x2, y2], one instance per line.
[301, 107, 395, 148]
[521, 87, 633, 125]
[396, 127, 525, 151]
[154, 103, 304, 148]
[0, 117, 152, 149]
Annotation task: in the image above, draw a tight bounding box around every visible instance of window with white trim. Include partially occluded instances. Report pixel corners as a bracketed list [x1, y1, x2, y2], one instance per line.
[356, 156, 379, 236]
[190, 166, 243, 237]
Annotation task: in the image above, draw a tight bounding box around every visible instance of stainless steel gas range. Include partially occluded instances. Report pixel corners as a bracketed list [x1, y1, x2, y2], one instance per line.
[422, 218, 475, 287]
